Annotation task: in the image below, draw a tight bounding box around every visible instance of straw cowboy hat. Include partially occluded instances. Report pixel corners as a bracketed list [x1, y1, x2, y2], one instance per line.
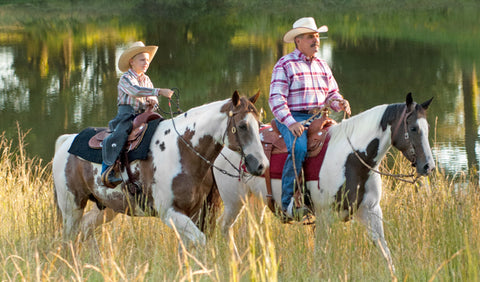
[118, 41, 158, 72]
[283, 17, 328, 43]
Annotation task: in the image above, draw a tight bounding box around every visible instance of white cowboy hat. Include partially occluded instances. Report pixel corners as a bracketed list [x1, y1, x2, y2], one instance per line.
[118, 41, 158, 72]
[283, 17, 328, 43]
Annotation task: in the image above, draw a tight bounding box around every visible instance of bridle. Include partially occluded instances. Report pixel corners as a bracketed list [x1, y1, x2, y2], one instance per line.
[391, 105, 417, 166]
[345, 104, 419, 184]
[168, 99, 247, 178]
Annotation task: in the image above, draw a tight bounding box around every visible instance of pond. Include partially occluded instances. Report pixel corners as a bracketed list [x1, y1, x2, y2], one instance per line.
[0, 2, 479, 176]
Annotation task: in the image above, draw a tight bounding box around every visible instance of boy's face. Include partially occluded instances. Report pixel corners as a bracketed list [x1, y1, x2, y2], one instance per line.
[130, 52, 150, 74]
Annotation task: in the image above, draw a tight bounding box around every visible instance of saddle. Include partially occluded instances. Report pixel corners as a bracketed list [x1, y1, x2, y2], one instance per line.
[88, 110, 163, 152]
[260, 114, 336, 159]
[89, 109, 163, 192]
[260, 115, 336, 217]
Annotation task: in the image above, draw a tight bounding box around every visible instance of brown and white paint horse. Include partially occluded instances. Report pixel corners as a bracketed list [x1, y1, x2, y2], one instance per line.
[52, 91, 268, 247]
[213, 93, 435, 271]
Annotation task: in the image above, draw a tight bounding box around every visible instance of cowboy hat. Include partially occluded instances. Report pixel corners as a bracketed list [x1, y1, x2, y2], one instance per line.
[118, 41, 158, 72]
[283, 17, 328, 43]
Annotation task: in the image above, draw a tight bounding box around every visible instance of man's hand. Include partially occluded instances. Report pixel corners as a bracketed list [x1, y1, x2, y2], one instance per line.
[288, 122, 305, 137]
[340, 99, 351, 116]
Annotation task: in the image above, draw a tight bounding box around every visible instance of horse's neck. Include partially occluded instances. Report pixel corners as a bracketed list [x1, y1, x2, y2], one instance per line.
[331, 105, 392, 158]
[168, 101, 228, 156]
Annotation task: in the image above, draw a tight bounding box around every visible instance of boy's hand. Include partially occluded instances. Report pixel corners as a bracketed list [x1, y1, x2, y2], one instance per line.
[160, 89, 174, 99]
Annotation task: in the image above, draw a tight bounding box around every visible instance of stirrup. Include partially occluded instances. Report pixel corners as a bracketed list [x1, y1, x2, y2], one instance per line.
[101, 165, 122, 188]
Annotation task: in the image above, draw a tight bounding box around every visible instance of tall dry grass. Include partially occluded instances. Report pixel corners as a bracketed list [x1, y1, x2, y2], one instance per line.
[0, 128, 479, 281]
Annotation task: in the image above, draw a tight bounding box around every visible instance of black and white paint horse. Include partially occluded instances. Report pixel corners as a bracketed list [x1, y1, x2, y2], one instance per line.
[52, 91, 268, 247]
[213, 93, 434, 271]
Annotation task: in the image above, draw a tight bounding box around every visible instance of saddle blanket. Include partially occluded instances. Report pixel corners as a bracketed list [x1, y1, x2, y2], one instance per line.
[68, 119, 161, 164]
[268, 134, 331, 181]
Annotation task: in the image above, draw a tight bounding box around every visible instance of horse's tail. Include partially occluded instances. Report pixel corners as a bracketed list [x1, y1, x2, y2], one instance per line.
[55, 134, 73, 153]
[197, 168, 222, 237]
[53, 181, 62, 227]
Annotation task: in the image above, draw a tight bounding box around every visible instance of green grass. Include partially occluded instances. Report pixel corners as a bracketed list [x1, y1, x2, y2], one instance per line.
[0, 127, 479, 280]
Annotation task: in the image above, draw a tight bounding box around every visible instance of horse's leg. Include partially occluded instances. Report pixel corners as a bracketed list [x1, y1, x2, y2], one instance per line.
[80, 205, 118, 239]
[312, 206, 336, 258]
[357, 203, 395, 272]
[218, 184, 247, 237]
[356, 177, 395, 273]
[164, 207, 206, 247]
[53, 145, 86, 240]
[54, 184, 85, 240]
[213, 152, 250, 260]
[217, 189, 246, 260]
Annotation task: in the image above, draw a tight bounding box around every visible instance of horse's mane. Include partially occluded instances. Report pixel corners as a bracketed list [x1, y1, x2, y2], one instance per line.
[179, 96, 259, 117]
[328, 104, 390, 143]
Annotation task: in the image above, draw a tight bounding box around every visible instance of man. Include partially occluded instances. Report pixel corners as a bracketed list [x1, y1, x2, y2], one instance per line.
[269, 17, 351, 219]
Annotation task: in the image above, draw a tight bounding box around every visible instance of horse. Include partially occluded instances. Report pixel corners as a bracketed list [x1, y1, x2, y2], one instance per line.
[213, 93, 434, 271]
[52, 90, 269, 248]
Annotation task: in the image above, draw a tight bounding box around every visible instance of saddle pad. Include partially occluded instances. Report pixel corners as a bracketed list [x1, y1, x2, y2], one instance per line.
[268, 134, 331, 181]
[68, 118, 161, 164]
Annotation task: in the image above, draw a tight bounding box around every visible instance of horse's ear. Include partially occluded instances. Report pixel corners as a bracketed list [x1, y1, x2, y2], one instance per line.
[406, 92, 414, 110]
[232, 90, 240, 106]
[249, 91, 260, 104]
[406, 92, 413, 105]
[421, 97, 434, 110]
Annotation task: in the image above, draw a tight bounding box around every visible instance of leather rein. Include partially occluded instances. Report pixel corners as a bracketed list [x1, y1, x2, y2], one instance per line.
[345, 105, 419, 184]
[168, 100, 246, 178]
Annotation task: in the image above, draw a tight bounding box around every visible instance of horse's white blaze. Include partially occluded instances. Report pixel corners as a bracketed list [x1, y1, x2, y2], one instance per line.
[242, 113, 269, 167]
[418, 117, 435, 166]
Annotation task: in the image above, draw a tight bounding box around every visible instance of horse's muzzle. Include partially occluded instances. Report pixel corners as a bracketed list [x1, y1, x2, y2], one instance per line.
[245, 154, 267, 176]
[417, 161, 435, 176]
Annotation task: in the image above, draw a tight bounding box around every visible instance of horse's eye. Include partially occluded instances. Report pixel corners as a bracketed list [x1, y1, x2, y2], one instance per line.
[410, 126, 417, 132]
[238, 123, 248, 131]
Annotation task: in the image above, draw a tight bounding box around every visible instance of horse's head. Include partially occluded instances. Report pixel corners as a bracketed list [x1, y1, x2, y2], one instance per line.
[390, 93, 435, 176]
[221, 90, 269, 176]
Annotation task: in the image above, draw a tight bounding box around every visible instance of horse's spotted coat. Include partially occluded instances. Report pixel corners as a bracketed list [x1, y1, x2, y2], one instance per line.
[53, 91, 268, 250]
[337, 138, 380, 217]
[214, 93, 435, 272]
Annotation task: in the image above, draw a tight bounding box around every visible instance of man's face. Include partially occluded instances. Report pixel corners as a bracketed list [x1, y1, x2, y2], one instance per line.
[296, 32, 320, 57]
[130, 52, 150, 75]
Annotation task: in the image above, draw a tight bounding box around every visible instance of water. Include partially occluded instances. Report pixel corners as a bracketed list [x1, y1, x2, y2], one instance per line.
[0, 5, 479, 176]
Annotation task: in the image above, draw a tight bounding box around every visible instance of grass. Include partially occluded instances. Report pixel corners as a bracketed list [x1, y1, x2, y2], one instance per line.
[0, 128, 479, 281]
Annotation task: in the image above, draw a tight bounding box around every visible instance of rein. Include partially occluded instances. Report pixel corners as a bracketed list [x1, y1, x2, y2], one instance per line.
[291, 99, 349, 190]
[344, 105, 419, 184]
[167, 99, 244, 179]
[345, 136, 419, 184]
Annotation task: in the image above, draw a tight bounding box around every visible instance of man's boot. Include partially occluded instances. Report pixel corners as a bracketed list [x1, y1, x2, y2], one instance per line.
[101, 165, 122, 188]
[285, 197, 308, 221]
